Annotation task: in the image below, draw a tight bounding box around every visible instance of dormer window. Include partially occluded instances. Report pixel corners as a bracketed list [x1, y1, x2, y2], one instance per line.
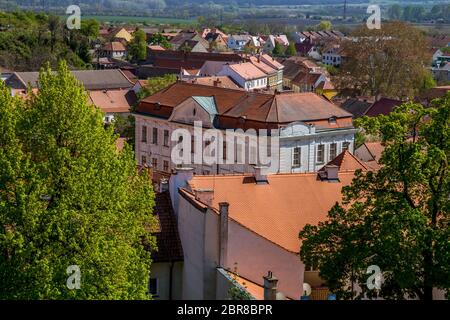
[193, 108, 196, 116]
[328, 116, 337, 124]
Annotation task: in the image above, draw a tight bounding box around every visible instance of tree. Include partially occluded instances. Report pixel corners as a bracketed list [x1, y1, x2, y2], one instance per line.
[300, 96, 450, 300]
[137, 74, 178, 101]
[285, 42, 297, 57]
[317, 20, 332, 31]
[272, 42, 285, 56]
[128, 29, 147, 62]
[149, 33, 171, 50]
[335, 22, 432, 99]
[0, 62, 157, 299]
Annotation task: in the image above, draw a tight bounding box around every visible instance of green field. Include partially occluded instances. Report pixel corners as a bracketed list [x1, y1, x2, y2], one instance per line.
[81, 15, 195, 25]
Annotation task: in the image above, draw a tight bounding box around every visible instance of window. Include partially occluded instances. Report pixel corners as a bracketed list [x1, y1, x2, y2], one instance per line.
[223, 141, 227, 160]
[141, 126, 147, 143]
[163, 160, 169, 172]
[342, 141, 350, 151]
[293, 147, 301, 168]
[317, 144, 325, 164]
[152, 158, 158, 169]
[330, 143, 337, 160]
[149, 278, 159, 297]
[152, 128, 158, 145]
[163, 130, 169, 147]
[141, 155, 147, 165]
[191, 136, 195, 154]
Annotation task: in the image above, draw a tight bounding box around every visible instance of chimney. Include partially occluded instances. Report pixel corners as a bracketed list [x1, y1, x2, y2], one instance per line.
[194, 188, 214, 206]
[160, 178, 169, 192]
[219, 202, 229, 268]
[319, 164, 339, 181]
[263, 271, 278, 300]
[213, 78, 222, 87]
[253, 166, 269, 184]
[169, 166, 194, 217]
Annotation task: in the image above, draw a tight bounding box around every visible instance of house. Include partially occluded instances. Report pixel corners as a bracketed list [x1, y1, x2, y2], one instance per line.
[337, 97, 374, 118]
[227, 35, 251, 51]
[134, 82, 356, 175]
[433, 61, 450, 83]
[99, 41, 127, 59]
[291, 30, 345, 45]
[263, 35, 289, 53]
[110, 27, 133, 43]
[315, 80, 338, 100]
[5, 69, 135, 122]
[432, 48, 450, 68]
[218, 62, 268, 90]
[203, 28, 229, 51]
[172, 151, 366, 299]
[322, 43, 345, 67]
[169, 31, 207, 51]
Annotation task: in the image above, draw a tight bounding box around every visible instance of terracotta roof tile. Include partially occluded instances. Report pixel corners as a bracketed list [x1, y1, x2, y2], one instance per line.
[319, 150, 368, 172]
[182, 171, 357, 253]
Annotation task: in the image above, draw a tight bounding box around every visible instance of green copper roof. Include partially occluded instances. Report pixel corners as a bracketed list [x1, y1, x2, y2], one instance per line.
[192, 96, 218, 122]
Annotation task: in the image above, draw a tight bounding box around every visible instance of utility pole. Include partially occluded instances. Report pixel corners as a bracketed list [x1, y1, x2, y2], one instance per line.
[343, 0, 347, 20]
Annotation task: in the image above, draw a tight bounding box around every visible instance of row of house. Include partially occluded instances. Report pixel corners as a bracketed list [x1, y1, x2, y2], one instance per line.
[3, 69, 137, 123]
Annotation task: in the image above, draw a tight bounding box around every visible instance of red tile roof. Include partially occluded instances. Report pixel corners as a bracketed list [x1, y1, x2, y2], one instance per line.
[180, 170, 358, 253]
[364, 98, 403, 117]
[319, 150, 368, 172]
[136, 82, 353, 128]
[102, 41, 127, 52]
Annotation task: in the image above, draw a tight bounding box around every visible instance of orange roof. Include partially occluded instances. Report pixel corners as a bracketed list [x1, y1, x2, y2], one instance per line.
[88, 89, 137, 113]
[364, 141, 384, 162]
[184, 76, 241, 90]
[249, 56, 277, 75]
[320, 150, 368, 172]
[102, 41, 127, 52]
[148, 45, 166, 51]
[228, 62, 267, 80]
[182, 171, 357, 253]
[226, 271, 264, 300]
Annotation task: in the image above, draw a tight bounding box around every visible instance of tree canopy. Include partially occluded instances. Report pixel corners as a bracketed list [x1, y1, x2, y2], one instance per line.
[0, 61, 156, 299]
[335, 22, 433, 99]
[300, 95, 450, 300]
[128, 29, 148, 62]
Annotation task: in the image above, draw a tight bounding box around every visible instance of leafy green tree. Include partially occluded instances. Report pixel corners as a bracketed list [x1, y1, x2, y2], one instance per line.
[80, 19, 100, 39]
[285, 42, 297, 57]
[317, 20, 332, 31]
[272, 42, 285, 56]
[0, 62, 156, 299]
[149, 33, 172, 49]
[137, 74, 178, 101]
[300, 96, 450, 300]
[128, 29, 147, 62]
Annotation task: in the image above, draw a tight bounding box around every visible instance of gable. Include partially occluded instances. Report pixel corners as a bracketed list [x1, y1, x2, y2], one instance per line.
[168, 96, 217, 128]
[279, 121, 314, 137]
